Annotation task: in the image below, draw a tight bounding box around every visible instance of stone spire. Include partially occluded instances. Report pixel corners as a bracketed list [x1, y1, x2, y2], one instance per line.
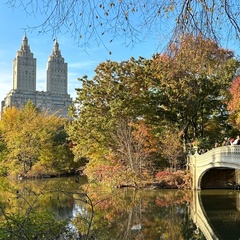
[20, 33, 31, 54]
[52, 39, 62, 57]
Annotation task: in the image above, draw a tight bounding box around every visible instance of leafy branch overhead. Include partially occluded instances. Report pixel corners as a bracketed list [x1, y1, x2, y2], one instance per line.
[5, 0, 240, 49]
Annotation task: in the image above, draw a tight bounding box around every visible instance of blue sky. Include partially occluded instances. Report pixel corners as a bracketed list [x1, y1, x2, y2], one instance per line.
[1, 2, 240, 105]
[0, 2, 162, 103]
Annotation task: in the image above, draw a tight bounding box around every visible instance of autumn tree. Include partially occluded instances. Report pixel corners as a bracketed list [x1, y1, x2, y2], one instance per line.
[67, 57, 160, 183]
[0, 130, 8, 176]
[67, 35, 239, 184]
[151, 34, 239, 149]
[0, 101, 75, 177]
[5, 0, 240, 50]
[159, 129, 183, 172]
[227, 76, 240, 129]
[112, 119, 159, 176]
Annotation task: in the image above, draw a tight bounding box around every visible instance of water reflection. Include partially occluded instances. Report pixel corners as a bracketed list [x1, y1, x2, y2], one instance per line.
[0, 177, 209, 239]
[70, 187, 201, 239]
[199, 190, 240, 240]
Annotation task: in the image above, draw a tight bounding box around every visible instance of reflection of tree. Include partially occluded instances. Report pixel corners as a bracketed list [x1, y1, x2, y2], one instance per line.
[155, 190, 193, 207]
[0, 177, 79, 239]
[0, 178, 204, 239]
[0, 177, 79, 218]
[71, 185, 200, 239]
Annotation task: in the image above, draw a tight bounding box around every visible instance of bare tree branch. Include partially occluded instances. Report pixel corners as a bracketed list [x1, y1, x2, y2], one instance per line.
[5, 0, 240, 50]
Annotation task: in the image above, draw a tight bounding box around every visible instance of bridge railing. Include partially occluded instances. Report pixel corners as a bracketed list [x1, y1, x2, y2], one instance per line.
[189, 145, 240, 168]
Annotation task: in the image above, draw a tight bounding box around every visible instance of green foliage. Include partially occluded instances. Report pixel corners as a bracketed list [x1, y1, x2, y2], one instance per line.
[152, 35, 239, 145]
[0, 178, 81, 240]
[0, 135, 8, 176]
[66, 35, 239, 185]
[0, 209, 70, 240]
[0, 102, 76, 178]
[67, 57, 160, 179]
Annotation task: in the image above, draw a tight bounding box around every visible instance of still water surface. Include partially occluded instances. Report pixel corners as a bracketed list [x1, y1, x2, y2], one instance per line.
[201, 190, 240, 240]
[1, 177, 240, 239]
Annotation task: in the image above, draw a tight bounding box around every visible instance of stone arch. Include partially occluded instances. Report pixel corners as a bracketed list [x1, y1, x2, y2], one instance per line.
[189, 145, 240, 189]
[197, 170, 208, 189]
[200, 167, 236, 189]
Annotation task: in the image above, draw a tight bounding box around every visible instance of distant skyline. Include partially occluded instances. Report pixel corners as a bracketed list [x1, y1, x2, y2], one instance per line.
[0, 3, 161, 105]
[1, 2, 240, 106]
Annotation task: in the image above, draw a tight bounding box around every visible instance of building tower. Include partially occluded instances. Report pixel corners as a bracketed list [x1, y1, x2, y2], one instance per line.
[1, 36, 72, 118]
[13, 34, 36, 91]
[47, 40, 68, 94]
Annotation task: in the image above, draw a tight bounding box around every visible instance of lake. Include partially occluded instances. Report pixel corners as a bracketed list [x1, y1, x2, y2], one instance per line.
[0, 177, 240, 239]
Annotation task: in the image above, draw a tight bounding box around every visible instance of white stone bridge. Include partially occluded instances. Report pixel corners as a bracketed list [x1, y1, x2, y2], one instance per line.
[189, 145, 240, 190]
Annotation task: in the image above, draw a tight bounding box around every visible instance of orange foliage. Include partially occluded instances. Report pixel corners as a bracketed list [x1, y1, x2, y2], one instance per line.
[155, 170, 192, 189]
[228, 76, 240, 128]
[131, 120, 158, 157]
[228, 76, 240, 112]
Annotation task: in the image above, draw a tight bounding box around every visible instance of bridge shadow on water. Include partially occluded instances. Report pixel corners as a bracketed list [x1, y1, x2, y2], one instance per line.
[192, 190, 240, 240]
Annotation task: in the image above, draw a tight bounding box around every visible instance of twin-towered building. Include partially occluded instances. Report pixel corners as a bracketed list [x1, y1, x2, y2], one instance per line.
[1, 34, 72, 118]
